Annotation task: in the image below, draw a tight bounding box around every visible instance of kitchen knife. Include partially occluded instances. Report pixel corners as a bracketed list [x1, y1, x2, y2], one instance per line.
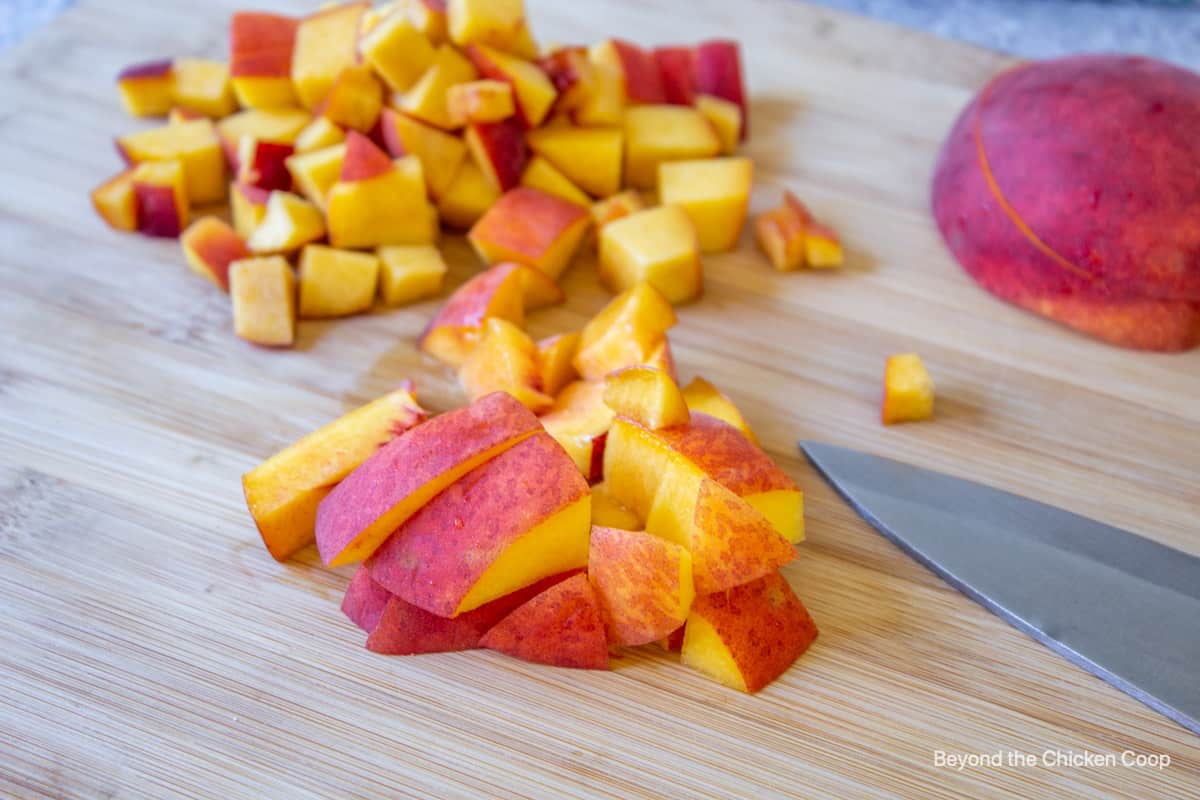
[800, 441, 1200, 736]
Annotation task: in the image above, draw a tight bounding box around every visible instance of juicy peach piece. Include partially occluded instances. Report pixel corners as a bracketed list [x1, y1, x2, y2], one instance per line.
[535, 331, 581, 397]
[538, 380, 614, 481]
[378, 245, 447, 306]
[378, 108, 466, 199]
[520, 156, 590, 207]
[658, 157, 753, 253]
[319, 66, 384, 132]
[229, 256, 296, 347]
[468, 44, 556, 127]
[366, 570, 582, 653]
[229, 11, 299, 109]
[694, 40, 748, 140]
[447, 79, 515, 125]
[479, 573, 609, 669]
[244, 386, 426, 560]
[603, 366, 689, 430]
[342, 566, 393, 632]
[117, 60, 174, 117]
[653, 46, 696, 106]
[327, 133, 437, 248]
[419, 262, 563, 366]
[882, 353, 934, 424]
[117, 119, 226, 205]
[589, 39, 665, 105]
[317, 392, 543, 566]
[171, 58, 237, 119]
[360, 10, 437, 93]
[247, 191, 325, 254]
[755, 206, 806, 271]
[131, 160, 189, 238]
[216, 108, 312, 168]
[590, 190, 647, 235]
[437, 160, 500, 229]
[695, 94, 741, 156]
[785, 192, 844, 268]
[464, 117, 527, 191]
[235, 138, 295, 191]
[292, 2, 369, 109]
[180, 216, 249, 290]
[573, 282, 676, 381]
[298, 245, 380, 319]
[285, 142, 346, 210]
[397, 44, 479, 129]
[230, 182, 270, 239]
[590, 481, 641, 530]
[91, 168, 138, 232]
[448, 0, 535, 56]
[683, 571, 817, 692]
[681, 377, 758, 444]
[589, 526, 694, 646]
[367, 432, 590, 616]
[598, 205, 702, 304]
[623, 105, 721, 189]
[526, 127, 623, 198]
[294, 116, 345, 152]
[469, 187, 590, 280]
[458, 318, 552, 412]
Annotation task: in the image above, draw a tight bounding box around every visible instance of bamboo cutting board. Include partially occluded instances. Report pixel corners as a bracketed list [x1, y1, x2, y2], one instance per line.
[1, 0, 1198, 797]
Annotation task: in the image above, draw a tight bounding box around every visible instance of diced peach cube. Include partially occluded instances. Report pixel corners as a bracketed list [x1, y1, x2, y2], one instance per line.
[882, 353, 934, 424]
[526, 126, 623, 198]
[590, 190, 647, 233]
[573, 282, 676, 381]
[458, 318, 552, 412]
[360, 10, 437, 92]
[327, 133, 438, 248]
[230, 182, 270, 239]
[468, 187, 590, 280]
[319, 65, 384, 132]
[181, 216, 250, 290]
[589, 39, 665, 105]
[464, 118, 527, 191]
[468, 44, 556, 127]
[603, 366, 690, 430]
[216, 108, 312, 167]
[130, 160, 189, 238]
[117, 60, 174, 117]
[91, 168, 138, 232]
[755, 207, 806, 271]
[294, 116, 345, 152]
[247, 190, 326, 254]
[377, 245, 448, 306]
[297, 245, 381, 319]
[448, 0, 535, 56]
[378, 108, 467, 199]
[447, 80, 515, 125]
[623, 105, 721, 189]
[695, 94, 741, 155]
[285, 142, 345, 210]
[437, 161, 500, 229]
[658, 156, 753, 253]
[598, 204, 702, 304]
[171, 59, 238, 119]
[535, 331, 581, 397]
[230, 256, 297, 346]
[117, 119, 227, 205]
[292, 2, 369, 109]
[520, 156, 590, 207]
[229, 11, 299, 109]
[397, 45, 479, 130]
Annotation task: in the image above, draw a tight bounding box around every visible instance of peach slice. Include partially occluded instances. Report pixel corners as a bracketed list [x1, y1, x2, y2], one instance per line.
[400, 0, 450, 44]
[447, 80, 515, 126]
[316, 392, 542, 566]
[230, 182, 270, 239]
[590, 481, 641, 530]
[378, 245, 447, 306]
[180, 216, 249, 290]
[171, 58, 237, 119]
[653, 46, 696, 106]
[319, 65, 384, 133]
[603, 366, 689, 430]
[360, 9, 437, 93]
[292, 1, 369, 109]
[645, 337, 678, 382]
[458, 318, 553, 412]
[464, 118, 527, 191]
[520, 156, 590, 207]
[681, 376, 758, 445]
[366, 570, 582, 654]
[683, 571, 817, 692]
[229, 11, 299, 109]
[297, 245, 381, 319]
[604, 417, 796, 593]
[285, 142, 345, 210]
[882, 353, 934, 425]
[538, 379, 614, 481]
[598, 204, 703, 304]
[130, 160, 189, 238]
[294, 117, 345, 152]
[117, 60, 174, 117]
[91, 168, 138, 232]
[525, 127, 623, 198]
[538, 47, 594, 114]
[117, 118, 226, 205]
[419, 262, 562, 366]
[572, 57, 624, 128]
[448, 0, 536, 56]
[247, 190, 326, 254]
[479, 573, 609, 669]
[658, 157, 753, 253]
[652, 412, 803, 543]
[397, 44, 479, 130]
[235, 138, 295, 191]
[694, 40, 747, 140]
[589, 526, 694, 646]
[695, 94, 741, 156]
[623, 105, 722, 189]
[535, 331, 581, 397]
[785, 192, 844, 268]
[216, 108, 312, 168]
[245, 386, 426, 561]
[229, 256, 297, 347]
[437, 160, 500, 229]
[378, 109, 466, 199]
[589, 39, 665, 105]
[366, 432, 590, 617]
[327, 133, 437, 248]
[755, 206, 806, 271]
[469, 187, 590, 280]
[468, 44, 556, 128]
[573, 282, 676, 381]
[342, 566, 393, 632]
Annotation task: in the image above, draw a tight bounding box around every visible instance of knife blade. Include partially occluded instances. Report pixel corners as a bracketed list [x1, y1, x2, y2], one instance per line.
[800, 440, 1200, 736]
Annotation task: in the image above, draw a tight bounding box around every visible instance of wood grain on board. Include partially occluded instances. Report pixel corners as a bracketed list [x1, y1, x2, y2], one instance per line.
[0, 0, 1197, 798]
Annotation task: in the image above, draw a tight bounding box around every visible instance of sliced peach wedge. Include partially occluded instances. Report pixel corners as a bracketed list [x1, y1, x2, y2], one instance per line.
[589, 525, 694, 647]
[244, 386, 427, 561]
[603, 366, 689, 430]
[366, 431, 590, 617]
[573, 282, 676, 381]
[468, 187, 590, 281]
[479, 573, 609, 670]
[316, 392, 544, 567]
[681, 376, 759, 445]
[458, 318, 553, 412]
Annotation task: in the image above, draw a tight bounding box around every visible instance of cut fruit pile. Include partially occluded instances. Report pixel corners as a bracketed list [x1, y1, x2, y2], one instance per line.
[92, 0, 847, 349]
[244, 361, 818, 691]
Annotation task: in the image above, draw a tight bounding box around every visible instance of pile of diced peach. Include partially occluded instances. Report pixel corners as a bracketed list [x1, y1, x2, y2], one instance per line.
[92, 0, 846, 349]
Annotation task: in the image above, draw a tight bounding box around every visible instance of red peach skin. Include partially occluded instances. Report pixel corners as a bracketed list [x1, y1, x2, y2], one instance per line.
[479, 573, 609, 669]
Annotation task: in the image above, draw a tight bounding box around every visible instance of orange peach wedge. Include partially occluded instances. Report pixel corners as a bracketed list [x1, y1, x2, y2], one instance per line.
[681, 377, 759, 445]
[327, 131, 437, 248]
[598, 204, 702, 304]
[180, 216, 249, 290]
[479, 573, 609, 669]
[469, 187, 590, 280]
[458, 318, 553, 412]
[589, 526, 694, 647]
[538, 379, 615, 481]
[573, 282, 676, 381]
[603, 366, 690, 430]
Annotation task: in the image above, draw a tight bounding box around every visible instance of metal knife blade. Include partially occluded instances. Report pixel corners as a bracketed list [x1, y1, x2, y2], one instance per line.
[800, 440, 1200, 736]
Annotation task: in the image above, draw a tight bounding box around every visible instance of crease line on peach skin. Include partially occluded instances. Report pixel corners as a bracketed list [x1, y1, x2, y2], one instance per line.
[972, 73, 1102, 288]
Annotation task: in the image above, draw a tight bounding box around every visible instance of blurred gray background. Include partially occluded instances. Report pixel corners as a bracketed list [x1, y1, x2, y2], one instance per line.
[1, 0, 1197, 68]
